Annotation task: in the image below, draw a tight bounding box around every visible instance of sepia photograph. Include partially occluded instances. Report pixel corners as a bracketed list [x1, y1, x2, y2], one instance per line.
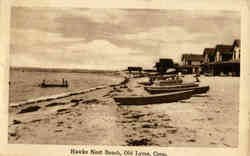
[8, 7, 241, 147]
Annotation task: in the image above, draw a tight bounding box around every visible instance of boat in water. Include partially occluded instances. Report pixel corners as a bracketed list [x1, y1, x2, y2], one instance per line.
[113, 90, 193, 105]
[145, 85, 210, 95]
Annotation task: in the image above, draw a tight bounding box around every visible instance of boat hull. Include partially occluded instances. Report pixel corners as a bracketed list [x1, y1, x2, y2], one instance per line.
[145, 83, 199, 90]
[150, 74, 177, 80]
[40, 84, 68, 88]
[138, 81, 153, 86]
[146, 86, 210, 95]
[155, 79, 183, 86]
[113, 90, 193, 105]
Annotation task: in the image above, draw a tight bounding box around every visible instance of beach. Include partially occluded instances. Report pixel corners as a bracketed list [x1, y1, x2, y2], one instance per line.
[8, 72, 239, 147]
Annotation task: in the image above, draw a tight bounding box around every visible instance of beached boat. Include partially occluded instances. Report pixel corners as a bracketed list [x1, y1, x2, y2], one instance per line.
[113, 90, 193, 105]
[155, 79, 183, 86]
[144, 83, 199, 90]
[151, 74, 177, 80]
[138, 81, 153, 86]
[145, 85, 209, 95]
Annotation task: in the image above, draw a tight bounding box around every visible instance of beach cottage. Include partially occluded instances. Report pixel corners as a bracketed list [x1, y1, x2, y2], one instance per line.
[203, 41, 240, 76]
[202, 48, 216, 75]
[154, 58, 174, 74]
[232, 39, 240, 61]
[181, 54, 204, 74]
[215, 45, 233, 62]
[203, 48, 216, 63]
[127, 66, 143, 77]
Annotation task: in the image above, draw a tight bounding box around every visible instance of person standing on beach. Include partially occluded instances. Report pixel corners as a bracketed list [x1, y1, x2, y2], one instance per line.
[177, 72, 182, 80]
[194, 69, 200, 82]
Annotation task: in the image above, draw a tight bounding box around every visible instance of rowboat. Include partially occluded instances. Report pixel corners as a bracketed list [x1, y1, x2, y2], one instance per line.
[138, 81, 153, 86]
[155, 79, 183, 86]
[40, 79, 69, 88]
[144, 83, 199, 90]
[113, 90, 193, 105]
[150, 74, 177, 80]
[145, 85, 210, 95]
[40, 83, 68, 88]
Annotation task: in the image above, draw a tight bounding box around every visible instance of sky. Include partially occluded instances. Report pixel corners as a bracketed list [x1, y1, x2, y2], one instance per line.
[10, 7, 241, 70]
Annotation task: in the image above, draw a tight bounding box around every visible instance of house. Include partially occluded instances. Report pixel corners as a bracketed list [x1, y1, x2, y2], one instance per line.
[127, 66, 143, 73]
[203, 48, 216, 63]
[202, 48, 216, 74]
[154, 58, 174, 74]
[202, 41, 240, 76]
[181, 54, 204, 74]
[127, 66, 143, 77]
[232, 39, 240, 61]
[181, 54, 204, 66]
[215, 45, 233, 62]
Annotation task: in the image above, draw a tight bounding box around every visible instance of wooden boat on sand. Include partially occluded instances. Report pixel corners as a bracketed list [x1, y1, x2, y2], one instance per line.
[144, 83, 199, 90]
[113, 90, 193, 105]
[146, 85, 210, 95]
[155, 79, 183, 86]
[150, 74, 177, 80]
[138, 81, 153, 86]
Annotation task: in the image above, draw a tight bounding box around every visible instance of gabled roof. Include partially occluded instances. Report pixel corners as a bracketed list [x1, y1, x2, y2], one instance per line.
[158, 58, 174, 67]
[159, 58, 174, 63]
[203, 48, 216, 56]
[215, 45, 233, 54]
[233, 39, 240, 48]
[181, 54, 204, 62]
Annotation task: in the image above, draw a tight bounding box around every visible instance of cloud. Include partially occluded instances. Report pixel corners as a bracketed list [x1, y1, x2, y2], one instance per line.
[69, 9, 128, 25]
[10, 7, 241, 70]
[11, 39, 155, 70]
[11, 28, 85, 47]
[122, 26, 202, 44]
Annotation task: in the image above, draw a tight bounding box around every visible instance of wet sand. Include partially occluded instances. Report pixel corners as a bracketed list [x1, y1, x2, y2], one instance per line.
[8, 75, 239, 147]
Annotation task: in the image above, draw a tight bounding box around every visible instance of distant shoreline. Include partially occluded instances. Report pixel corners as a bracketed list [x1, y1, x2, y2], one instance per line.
[10, 66, 121, 74]
[9, 67, 125, 104]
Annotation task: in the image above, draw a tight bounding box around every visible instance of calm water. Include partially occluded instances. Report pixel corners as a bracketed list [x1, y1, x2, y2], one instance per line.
[9, 69, 122, 103]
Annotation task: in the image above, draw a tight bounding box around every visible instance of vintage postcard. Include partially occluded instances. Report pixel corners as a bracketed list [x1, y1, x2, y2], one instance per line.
[0, 0, 248, 156]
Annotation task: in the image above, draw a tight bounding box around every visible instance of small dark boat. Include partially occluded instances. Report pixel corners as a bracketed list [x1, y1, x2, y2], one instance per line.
[40, 83, 68, 88]
[138, 81, 153, 86]
[146, 85, 210, 95]
[113, 90, 193, 105]
[144, 83, 199, 90]
[137, 78, 154, 85]
[40, 79, 69, 88]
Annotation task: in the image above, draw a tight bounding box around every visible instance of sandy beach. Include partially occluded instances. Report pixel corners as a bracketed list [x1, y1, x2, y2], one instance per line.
[8, 73, 239, 147]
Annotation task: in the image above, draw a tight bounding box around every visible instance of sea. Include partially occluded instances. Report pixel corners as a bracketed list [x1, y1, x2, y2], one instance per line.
[9, 67, 123, 104]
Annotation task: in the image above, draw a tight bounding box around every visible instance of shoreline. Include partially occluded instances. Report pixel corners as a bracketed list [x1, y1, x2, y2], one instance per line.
[8, 75, 239, 147]
[9, 69, 126, 105]
[10, 76, 127, 108]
